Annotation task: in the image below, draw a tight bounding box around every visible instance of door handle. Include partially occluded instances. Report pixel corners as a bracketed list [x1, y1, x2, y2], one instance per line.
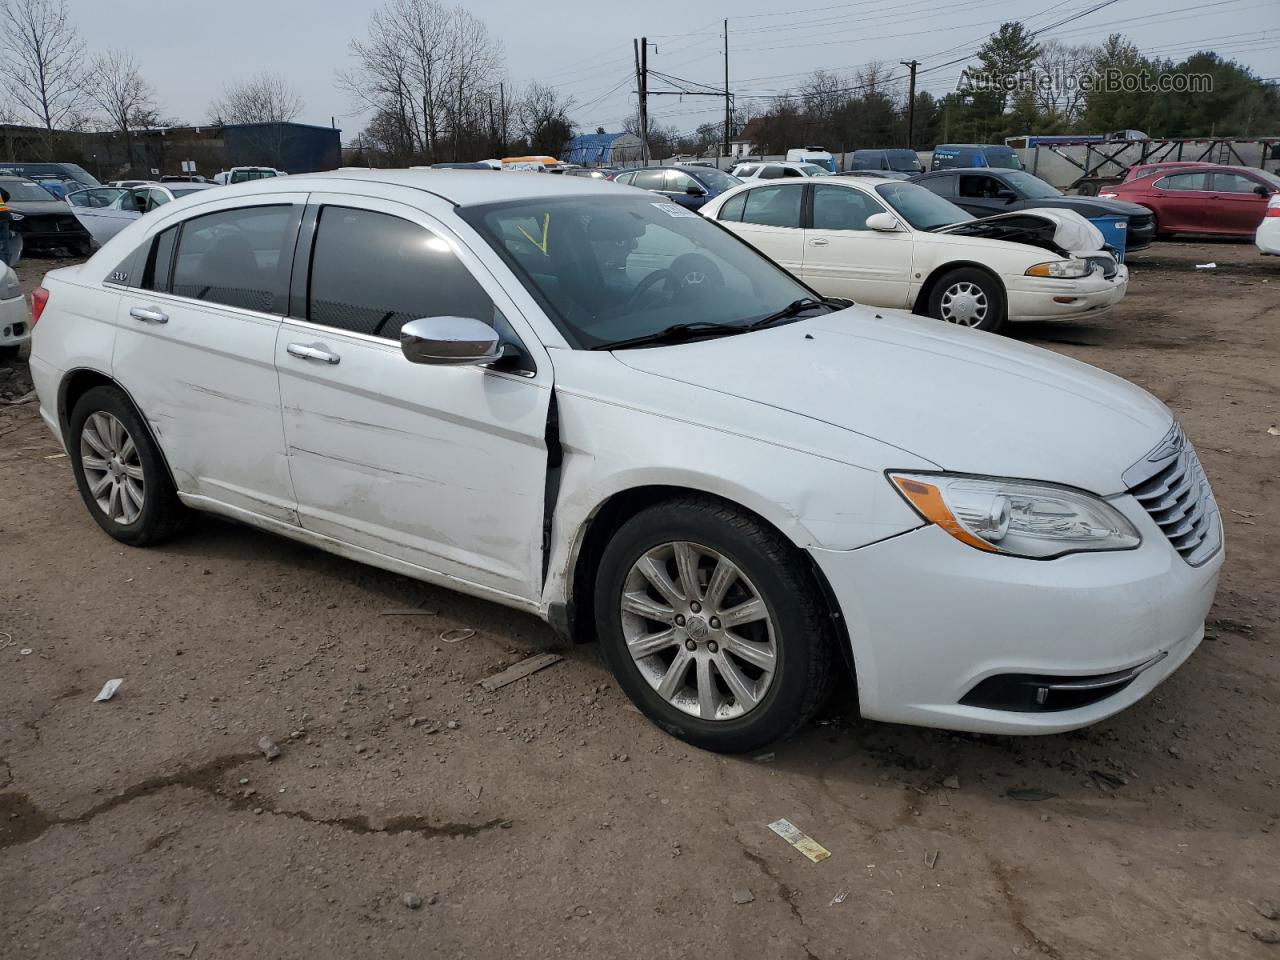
[287, 342, 341, 365]
[808, 238, 829, 246]
[129, 305, 168, 324]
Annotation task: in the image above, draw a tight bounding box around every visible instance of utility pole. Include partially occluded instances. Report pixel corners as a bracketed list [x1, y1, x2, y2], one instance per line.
[900, 59, 919, 150]
[639, 38, 650, 164]
[723, 19, 731, 160]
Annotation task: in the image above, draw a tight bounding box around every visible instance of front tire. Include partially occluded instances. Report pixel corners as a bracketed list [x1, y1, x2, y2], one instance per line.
[594, 497, 833, 753]
[928, 267, 1005, 333]
[68, 385, 189, 545]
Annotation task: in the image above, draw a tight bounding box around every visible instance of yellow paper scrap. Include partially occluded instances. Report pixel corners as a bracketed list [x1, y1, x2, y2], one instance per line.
[768, 818, 831, 863]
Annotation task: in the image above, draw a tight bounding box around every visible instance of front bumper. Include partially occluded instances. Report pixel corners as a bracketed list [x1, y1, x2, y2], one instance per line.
[811, 494, 1222, 734]
[1004, 264, 1129, 322]
[0, 294, 29, 348]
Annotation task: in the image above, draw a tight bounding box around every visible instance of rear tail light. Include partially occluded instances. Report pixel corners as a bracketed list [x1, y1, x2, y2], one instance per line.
[31, 287, 49, 327]
[1266, 197, 1280, 217]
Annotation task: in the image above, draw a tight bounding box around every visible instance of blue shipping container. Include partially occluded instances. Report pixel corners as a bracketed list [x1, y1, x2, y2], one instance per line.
[1088, 215, 1127, 262]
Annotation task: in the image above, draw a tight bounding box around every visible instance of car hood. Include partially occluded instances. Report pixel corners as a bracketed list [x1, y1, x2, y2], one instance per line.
[1016, 196, 1151, 218]
[611, 307, 1172, 494]
[935, 207, 1105, 255]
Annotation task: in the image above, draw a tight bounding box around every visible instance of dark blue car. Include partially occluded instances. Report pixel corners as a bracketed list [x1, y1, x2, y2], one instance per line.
[609, 165, 742, 210]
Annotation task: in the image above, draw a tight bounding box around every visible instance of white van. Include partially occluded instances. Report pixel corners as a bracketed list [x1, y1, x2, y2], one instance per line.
[212, 167, 287, 186]
[786, 146, 836, 173]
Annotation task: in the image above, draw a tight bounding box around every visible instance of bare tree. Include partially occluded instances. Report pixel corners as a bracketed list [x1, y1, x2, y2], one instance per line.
[86, 50, 159, 174]
[517, 81, 575, 156]
[1033, 40, 1098, 129]
[0, 0, 87, 154]
[209, 71, 304, 126]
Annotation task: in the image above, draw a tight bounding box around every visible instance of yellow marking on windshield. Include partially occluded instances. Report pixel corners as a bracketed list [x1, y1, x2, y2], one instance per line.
[517, 213, 551, 256]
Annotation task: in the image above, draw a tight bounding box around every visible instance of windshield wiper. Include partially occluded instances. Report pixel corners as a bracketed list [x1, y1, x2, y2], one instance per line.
[591, 321, 749, 351]
[746, 297, 833, 331]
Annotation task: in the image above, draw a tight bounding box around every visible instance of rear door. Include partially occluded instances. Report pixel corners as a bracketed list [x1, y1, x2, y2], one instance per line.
[1151, 172, 1211, 232]
[274, 195, 552, 602]
[713, 182, 806, 275]
[1208, 171, 1270, 234]
[112, 193, 306, 523]
[801, 183, 911, 307]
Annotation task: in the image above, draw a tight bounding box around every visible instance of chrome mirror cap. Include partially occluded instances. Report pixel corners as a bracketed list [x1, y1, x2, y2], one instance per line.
[400, 316, 501, 366]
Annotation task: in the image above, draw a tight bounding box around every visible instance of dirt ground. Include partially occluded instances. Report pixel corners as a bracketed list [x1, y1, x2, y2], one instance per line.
[1, 240, 1278, 960]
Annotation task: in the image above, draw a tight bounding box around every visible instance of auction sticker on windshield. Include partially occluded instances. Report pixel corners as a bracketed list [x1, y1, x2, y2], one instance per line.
[652, 202, 698, 218]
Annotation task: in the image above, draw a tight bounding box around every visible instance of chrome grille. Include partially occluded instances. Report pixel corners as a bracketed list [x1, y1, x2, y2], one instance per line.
[1124, 424, 1221, 566]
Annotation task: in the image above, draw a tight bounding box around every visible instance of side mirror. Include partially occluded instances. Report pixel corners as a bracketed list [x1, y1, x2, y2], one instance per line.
[400, 316, 501, 366]
[866, 212, 902, 232]
[686, 185, 707, 196]
[996, 189, 1018, 202]
[1254, 185, 1270, 197]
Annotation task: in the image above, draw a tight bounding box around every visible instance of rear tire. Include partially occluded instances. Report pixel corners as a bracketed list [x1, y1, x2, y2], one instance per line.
[928, 267, 1005, 333]
[594, 497, 833, 753]
[68, 385, 190, 545]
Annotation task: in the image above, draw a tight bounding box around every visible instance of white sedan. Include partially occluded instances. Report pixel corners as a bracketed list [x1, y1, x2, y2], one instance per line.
[67, 182, 220, 246]
[730, 161, 832, 180]
[1257, 193, 1280, 255]
[1, 264, 27, 359]
[28, 171, 1221, 752]
[701, 176, 1128, 333]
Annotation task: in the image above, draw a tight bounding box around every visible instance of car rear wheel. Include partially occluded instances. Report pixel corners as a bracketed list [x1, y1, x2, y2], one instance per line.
[928, 267, 1005, 333]
[594, 497, 833, 753]
[68, 385, 189, 545]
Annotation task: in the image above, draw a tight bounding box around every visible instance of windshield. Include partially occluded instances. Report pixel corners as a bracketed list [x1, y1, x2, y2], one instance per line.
[690, 167, 741, 192]
[1001, 170, 1062, 199]
[2, 180, 59, 203]
[169, 187, 206, 198]
[875, 181, 971, 230]
[985, 149, 1023, 170]
[461, 195, 820, 349]
[887, 151, 924, 173]
[230, 169, 277, 183]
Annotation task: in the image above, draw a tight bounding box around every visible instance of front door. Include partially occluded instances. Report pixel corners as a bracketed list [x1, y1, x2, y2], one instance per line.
[67, 187, 142, 246]
[274, 196, 552, 603]
[1209, 171, 1271, 234]
[1150, 172, 1212, 232]
[112, 195, 305, 523]
[954, 173, 1016, 218]
[801, 183, 912, 307]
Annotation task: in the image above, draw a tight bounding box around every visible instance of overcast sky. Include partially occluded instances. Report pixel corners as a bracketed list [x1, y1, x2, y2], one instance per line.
[73, 0, 1279, 141]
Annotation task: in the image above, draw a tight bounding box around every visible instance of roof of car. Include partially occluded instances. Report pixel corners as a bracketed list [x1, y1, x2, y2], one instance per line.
[278, 168, 634, 206]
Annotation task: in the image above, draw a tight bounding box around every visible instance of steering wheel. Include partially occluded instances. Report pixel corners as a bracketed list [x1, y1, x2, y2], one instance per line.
[624, 254, 727, 311]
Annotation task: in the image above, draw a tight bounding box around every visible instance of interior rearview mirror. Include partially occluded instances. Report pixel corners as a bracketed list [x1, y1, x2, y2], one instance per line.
[401, 316, 501, 366]
[866, 212, 901, 232]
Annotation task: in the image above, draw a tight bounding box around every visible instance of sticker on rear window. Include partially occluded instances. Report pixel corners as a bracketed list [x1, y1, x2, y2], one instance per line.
[651, 202, 698, 218]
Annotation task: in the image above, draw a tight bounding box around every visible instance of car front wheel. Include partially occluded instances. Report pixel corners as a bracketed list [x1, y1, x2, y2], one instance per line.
[928, 267, 1005, 333]
[594, 497, 833, 753]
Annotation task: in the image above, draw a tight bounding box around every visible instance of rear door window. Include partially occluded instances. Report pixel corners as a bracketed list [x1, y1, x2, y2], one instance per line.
[631, 170, 665, 191]
[718, 191, 747, 222]
[304, 206, 495, 340]
[1157, 173, 1210, 191]
[170, 205, 296, 312]
[740, 184, 804, 228]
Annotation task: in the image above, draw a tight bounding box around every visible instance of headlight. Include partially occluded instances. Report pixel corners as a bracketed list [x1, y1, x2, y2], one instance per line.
[888, 472, 1140, 559]
[1025, 259, 1094, 279]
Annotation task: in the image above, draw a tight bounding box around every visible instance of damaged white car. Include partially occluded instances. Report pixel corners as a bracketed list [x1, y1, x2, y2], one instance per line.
[66, 182, 220, 247]
[701, 176, 1128, 332]
[28, 172, 1220, 753]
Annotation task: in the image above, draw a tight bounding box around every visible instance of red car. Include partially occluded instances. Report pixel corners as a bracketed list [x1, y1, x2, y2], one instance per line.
[1122, 160, 1214, 182]
[1102, 164, 1280, 237]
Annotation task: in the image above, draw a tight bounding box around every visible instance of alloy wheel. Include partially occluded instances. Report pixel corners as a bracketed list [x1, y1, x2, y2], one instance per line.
[79, 411, 145, 524]
[620, 541, 777, 721]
